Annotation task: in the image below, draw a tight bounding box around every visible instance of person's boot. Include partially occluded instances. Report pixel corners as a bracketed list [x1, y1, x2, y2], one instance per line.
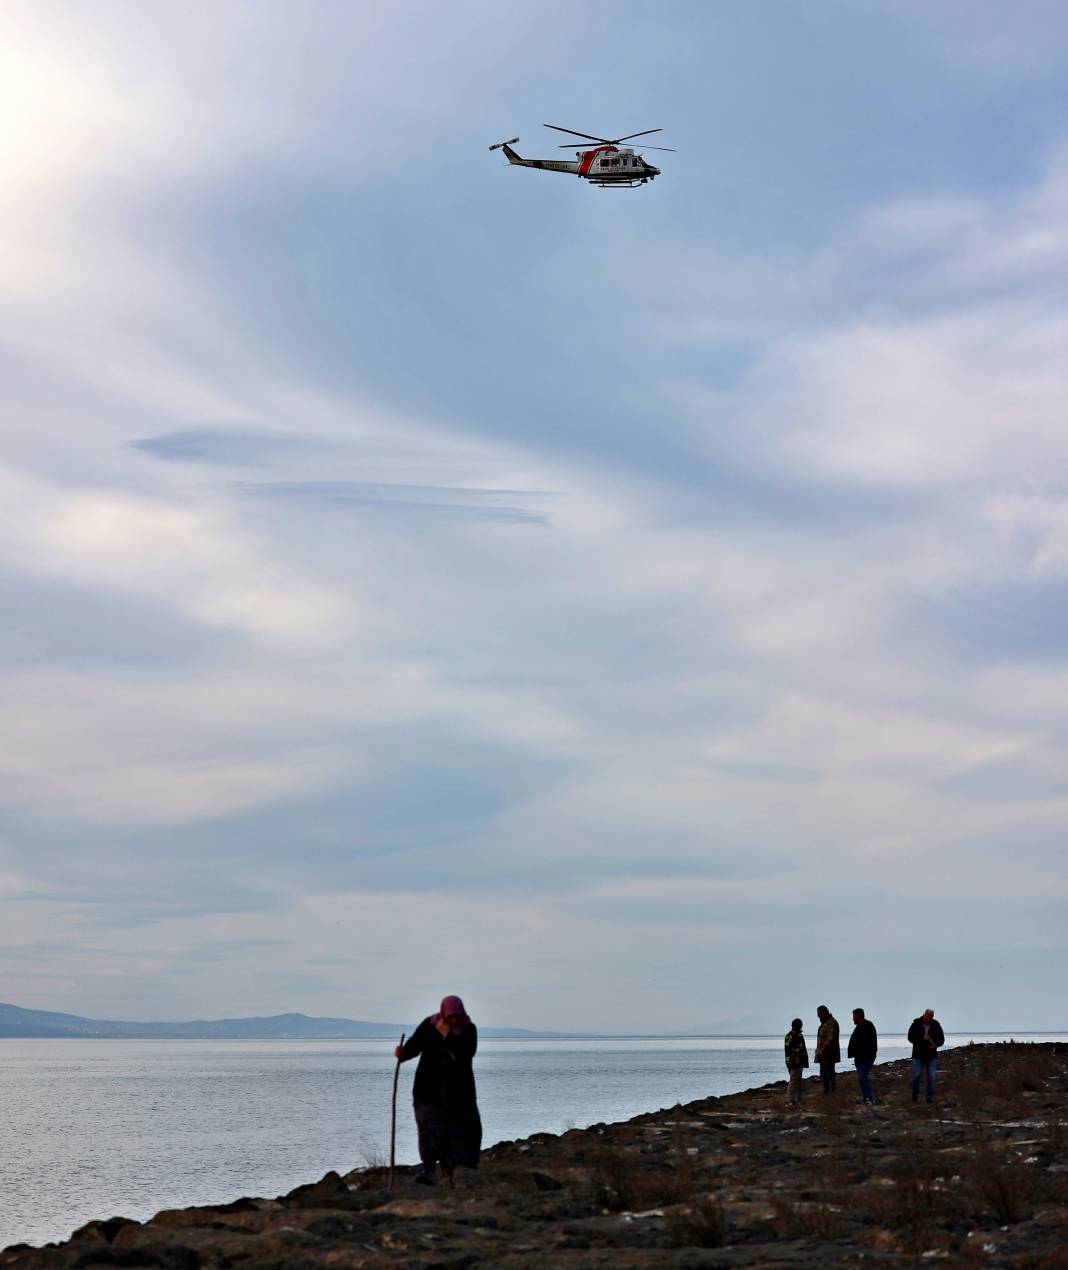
[415, 1162, 437, 1186]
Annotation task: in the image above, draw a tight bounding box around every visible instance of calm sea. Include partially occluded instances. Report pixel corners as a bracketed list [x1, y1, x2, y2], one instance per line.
[2, 1032, 1062, 1249]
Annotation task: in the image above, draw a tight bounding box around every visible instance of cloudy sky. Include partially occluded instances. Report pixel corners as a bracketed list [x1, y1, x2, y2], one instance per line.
[2, 1, 1067, 1034]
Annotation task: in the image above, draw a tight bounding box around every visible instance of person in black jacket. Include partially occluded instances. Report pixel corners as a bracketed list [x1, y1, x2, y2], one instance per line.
[395, 994, 482, 1185]
[907, 1008, 945, 1104]
[847, 1007, 878, 1106]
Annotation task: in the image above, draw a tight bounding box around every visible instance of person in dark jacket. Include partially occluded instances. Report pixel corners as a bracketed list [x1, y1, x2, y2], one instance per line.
[907, 1008, 945, 1104]
[395, 994, 482, 1185]
[814, 1005, 840, 1094]
[784, 1018, 809, 1105]
[847, 1007, 878, 1106]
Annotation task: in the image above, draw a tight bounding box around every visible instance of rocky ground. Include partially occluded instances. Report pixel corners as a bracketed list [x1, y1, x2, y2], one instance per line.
[5, 1042, 1067, 1269]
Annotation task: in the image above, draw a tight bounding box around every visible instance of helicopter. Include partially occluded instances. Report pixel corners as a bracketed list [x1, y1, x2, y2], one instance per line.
[489, 124, 674, 188]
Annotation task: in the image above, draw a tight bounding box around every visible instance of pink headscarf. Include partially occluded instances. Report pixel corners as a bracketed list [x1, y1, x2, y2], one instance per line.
[432, 994, 472, 1034]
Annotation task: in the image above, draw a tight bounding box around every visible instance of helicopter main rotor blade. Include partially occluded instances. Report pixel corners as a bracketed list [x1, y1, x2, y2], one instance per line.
[560, 142, 677, 152]
[612, 128, 663, 143]
[544, 123, 614, 144]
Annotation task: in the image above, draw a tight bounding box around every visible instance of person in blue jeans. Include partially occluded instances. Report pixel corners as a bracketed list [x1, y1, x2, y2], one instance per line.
[847, 1007, 878, 1105]
[907, 1008, 945, 1103]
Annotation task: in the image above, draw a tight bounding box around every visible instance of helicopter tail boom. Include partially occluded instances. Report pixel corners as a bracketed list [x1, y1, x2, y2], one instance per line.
[495, 140, 580, 175]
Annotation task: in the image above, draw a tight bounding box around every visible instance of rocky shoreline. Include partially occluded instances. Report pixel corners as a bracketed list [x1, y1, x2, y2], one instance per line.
[4, 1041, 1066, 1268]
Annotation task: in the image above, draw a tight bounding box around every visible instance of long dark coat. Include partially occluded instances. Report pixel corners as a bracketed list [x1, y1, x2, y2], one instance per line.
[401, 1017, 482, 1169]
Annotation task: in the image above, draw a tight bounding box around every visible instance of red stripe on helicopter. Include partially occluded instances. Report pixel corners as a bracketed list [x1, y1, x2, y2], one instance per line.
[578, 145, 617, 177]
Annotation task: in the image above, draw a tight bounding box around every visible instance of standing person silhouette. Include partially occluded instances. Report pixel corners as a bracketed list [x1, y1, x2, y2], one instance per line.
[395, 995, 482, 1185]
[847, 1007, 878, 1106]
[907, 1008, 945, 1103]
[814, 1005, 840, 1094]
[784, 1018, 809, 1105]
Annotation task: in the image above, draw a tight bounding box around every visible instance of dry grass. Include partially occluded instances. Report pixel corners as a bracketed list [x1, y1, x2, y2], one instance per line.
[859, 1138, 1065, 1247]
[935, 1242, 1003, 1269]
[665, 1195, 728, 1248]
[586, 1116, 731, 1249]
[769, 1195, 845, 1240]
[957, 1140, 1067, 1225]
[586, 1123, 695, 1212]
[1043, 1114, 1064, 1158]
[967, 1160, 1035, 1224]
[588, 1158, 687, 1211]
[813, 1088, 851, 1135]
[863, 1160, 955, 1254]
[355, 1138, 387, 1170]
[817, 1155, 867, 1189]
[947, 1042, 1059, 1117]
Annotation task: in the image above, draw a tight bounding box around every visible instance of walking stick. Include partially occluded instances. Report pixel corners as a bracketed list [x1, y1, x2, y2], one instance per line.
[389, 1033, 405, 1190]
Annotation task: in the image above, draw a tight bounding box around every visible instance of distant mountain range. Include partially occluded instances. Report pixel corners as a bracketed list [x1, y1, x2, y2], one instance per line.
[0, 1001, 565, 1040]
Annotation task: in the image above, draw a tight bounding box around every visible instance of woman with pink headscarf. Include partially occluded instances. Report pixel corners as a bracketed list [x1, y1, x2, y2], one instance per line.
[394, 994, 481, 1185]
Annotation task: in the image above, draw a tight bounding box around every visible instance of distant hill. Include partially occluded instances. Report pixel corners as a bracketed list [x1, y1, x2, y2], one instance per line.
[0, 1001, 564, 1040]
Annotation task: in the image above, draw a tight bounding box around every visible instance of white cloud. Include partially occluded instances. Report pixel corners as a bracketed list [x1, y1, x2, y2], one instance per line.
[981, 485, 1068, 577]
[0, 668, 353, 825]
[0, 467, 344, 643]
[734, 301, 1068, 491]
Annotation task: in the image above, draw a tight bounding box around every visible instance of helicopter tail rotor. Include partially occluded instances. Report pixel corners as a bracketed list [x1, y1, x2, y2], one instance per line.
[488, 137, 520, 151]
